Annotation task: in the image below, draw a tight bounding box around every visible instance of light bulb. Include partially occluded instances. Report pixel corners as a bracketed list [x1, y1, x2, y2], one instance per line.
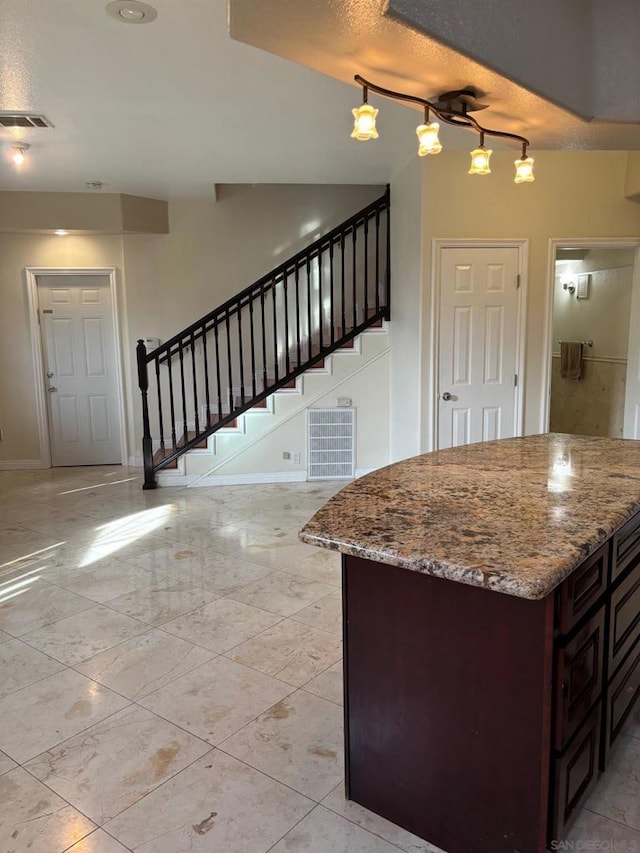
[514, 155, 535, 183]
[468, 146, 492, 175]
[416, 121, 442, 156]
[351, 103, 379, 141]
[11, 145, 28, 166]
[54, 230, 69, 236]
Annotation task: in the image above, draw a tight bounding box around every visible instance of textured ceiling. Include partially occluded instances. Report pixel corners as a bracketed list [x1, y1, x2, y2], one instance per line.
[0, 0, 432, 197]
[230, 0, 640, 153]
[3, 0, 640, 199]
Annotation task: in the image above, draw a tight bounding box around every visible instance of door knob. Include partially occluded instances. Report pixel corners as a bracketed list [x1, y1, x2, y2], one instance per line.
[47, 386, 58, 392]
[46, 371, 54, 378]
[441, 391, 453, 401]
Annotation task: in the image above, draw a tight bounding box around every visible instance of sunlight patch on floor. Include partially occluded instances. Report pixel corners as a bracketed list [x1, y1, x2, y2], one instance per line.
[79, 504, 173, 567]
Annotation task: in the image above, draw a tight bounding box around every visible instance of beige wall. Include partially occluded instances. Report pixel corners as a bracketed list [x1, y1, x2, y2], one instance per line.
[0, 235, 125, 463]
[418, 150, 640, 446]
[0, 184, 383, 466]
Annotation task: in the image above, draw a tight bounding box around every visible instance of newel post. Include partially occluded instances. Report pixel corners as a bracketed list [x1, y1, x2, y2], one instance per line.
[137, 339, 157, 490]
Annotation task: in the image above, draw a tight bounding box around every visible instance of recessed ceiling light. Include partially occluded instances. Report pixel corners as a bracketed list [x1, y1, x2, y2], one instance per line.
[54, 230, 69, 236]
[105, 1, 157, 24]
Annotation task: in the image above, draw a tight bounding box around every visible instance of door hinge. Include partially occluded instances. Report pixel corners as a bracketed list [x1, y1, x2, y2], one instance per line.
[514, 373, 518, 387]
[516, 274, 521, 289]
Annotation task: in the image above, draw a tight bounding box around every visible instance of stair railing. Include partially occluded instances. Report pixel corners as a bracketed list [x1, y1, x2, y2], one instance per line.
[137, 187, 390, 489]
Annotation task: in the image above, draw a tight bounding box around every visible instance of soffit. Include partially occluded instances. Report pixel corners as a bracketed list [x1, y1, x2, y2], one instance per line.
[229, 0, 640, 152]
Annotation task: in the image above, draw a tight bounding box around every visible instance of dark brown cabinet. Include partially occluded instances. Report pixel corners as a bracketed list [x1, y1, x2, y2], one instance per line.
[342, 513, 640, 853]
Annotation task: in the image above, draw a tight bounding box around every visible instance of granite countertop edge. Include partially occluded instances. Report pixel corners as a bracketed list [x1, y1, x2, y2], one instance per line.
[298, 435, 640, 601]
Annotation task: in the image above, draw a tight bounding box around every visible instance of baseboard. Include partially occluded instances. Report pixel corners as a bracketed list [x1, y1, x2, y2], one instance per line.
[182, 470, 308, 488]
[128, 456, 143, 467]
[0, 459, 44, 470]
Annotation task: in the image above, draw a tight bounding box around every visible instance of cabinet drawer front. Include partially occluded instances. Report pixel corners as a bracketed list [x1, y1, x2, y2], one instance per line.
[612, 510, 640, 583]
[558, 545, 608, 634]
[554, 607, 606, 751]
[606, 637, 640, 757]
[550, 705, 602, 844]
[609, 560, 640, 676]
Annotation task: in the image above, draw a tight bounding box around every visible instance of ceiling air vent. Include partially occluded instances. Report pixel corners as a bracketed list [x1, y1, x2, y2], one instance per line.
[0, 113, 54, 128]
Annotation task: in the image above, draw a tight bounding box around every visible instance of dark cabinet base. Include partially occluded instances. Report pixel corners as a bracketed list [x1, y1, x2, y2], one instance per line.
[344, 555, 554, 853]
[343, 537, 640, 853]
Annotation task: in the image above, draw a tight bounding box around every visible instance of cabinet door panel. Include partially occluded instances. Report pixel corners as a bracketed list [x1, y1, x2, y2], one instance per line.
[550, 705, 601, 844]
[554, 607, 606, 750]
[609, 561, 640, 676]
[612, 510, 640, 583]
[558, 545, 608, 634]
[606, 638, 640, 760]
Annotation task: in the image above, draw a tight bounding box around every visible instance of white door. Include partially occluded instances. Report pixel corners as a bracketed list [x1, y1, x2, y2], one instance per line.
[437, 247, 522, 449]
[37, 275, 122, 466]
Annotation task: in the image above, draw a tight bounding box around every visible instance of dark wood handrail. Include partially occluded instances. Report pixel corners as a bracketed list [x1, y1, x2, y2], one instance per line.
[145, 190, 389, 363]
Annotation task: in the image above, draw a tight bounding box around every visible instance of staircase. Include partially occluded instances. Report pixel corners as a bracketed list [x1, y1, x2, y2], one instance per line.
[136, 187, 390, 489]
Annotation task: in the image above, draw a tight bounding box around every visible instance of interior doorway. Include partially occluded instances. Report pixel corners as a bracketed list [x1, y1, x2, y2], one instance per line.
[547, 243, 640, 438]
[26, 267, 127, 468]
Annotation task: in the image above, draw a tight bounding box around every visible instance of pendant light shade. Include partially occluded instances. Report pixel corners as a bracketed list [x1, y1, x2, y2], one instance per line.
[351, 103, 379, 141]
[416, 121, 442, 156]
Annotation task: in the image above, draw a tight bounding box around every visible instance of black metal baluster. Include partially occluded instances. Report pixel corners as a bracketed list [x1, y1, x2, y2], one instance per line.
[295, 263, 301, 369]
[214, 319, 222, 421]
[238, 303, 245, 406]
[260, 284, 267, 393]
[375, 208, 380, 315]
[178, 341, 188, 442]
[225, 309, 233, 413]
[318, 250, 323, 351]
[202, 324, 211, 429]
[167, 352, 177, 449]
[352, 224, 358, 330]
[283, 274, 290, 374]
[271, 279, 279, 382]
[155, 357, 164, 452]
[364, 215, 369, 322]
[329, 239, 335, 345]
[249, 296, 257, 399]
[190, 331, 199, 435]
[340, 231, 346, 340]
[385, 193, 391, 320]
[306, 257, 312, 361]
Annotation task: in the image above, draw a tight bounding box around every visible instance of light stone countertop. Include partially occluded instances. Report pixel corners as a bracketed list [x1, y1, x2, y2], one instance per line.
[299, 434, 640, 600]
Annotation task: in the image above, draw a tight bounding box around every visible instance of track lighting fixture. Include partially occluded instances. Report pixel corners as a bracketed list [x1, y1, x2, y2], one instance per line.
[10, 142, 30, 166]
[350, 75, 534, 183]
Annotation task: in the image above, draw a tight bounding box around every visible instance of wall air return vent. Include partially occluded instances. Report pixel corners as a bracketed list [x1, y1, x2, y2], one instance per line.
[307, 408, 355, 480]
[0, 113, 54, 128]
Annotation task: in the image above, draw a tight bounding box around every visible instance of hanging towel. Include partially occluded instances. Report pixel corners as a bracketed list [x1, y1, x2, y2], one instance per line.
[560, 341, 583, 380]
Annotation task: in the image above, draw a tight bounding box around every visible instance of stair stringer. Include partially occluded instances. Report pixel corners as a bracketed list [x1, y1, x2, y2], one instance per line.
[156, 326, 389, 486]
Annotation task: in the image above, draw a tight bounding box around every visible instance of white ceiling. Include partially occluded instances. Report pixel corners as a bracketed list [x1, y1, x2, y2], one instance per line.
[0, 0, 451, 198]
[4, 0, 640, 200]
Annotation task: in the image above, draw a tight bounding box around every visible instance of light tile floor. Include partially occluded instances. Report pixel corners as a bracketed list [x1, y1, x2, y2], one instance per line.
[0, 465, 638, 852]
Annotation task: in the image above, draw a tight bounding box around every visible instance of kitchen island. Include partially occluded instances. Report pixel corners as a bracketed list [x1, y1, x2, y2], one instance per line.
[299, 434, 640, 853]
